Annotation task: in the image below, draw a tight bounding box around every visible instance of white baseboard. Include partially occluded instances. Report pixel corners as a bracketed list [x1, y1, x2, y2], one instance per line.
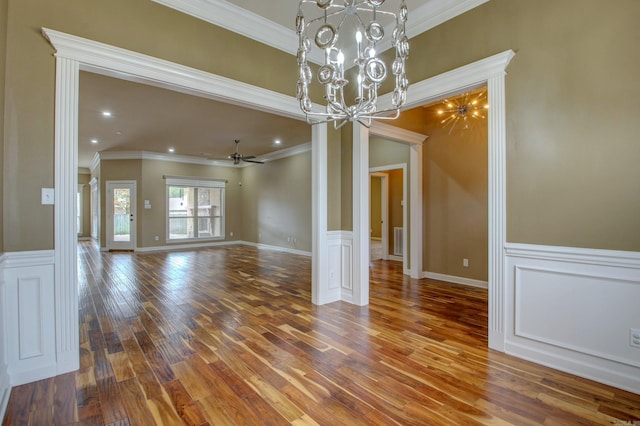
[423, 271, 488, 289]
[505, 242, 640, 394]
[134, 240, 240, 253]
[240, 241, 312, 257]
[134, 240, 311, 256]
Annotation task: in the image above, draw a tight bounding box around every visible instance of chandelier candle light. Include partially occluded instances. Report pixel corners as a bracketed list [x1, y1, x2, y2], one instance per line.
[296, 0, 409, 128]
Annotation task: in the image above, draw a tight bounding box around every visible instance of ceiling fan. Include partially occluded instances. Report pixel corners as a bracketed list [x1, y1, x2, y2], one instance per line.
[207, 139, 264, 165]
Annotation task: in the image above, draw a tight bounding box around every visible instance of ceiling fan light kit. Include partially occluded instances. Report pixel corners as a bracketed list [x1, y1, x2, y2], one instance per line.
[296, 0, 409, 129]
[226, 139, 264, 165]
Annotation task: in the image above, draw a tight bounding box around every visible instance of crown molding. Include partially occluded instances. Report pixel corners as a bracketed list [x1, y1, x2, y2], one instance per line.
[399, 49, 515, 110]
[94, 143, 312, 168]
[42, 27, 306, 121]
[257, 142, 311, 163]
[98, 150, 235, 167]
[151, 0, 323, 63]
[409, 0, 492, 38]
[369, 122, 427, 145]
[151, 0, 491, 61]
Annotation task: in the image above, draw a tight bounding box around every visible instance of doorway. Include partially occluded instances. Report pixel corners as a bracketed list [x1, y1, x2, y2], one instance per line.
[46, 27, 514, 379]
[105, 181, 136, 251]
[370, 172, 388, 261]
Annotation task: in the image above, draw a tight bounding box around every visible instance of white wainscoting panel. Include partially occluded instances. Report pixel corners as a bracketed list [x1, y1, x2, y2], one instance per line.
[328, 231, 354, 303]
[505, 243, 640, 394]
[3, 251, 57, 386]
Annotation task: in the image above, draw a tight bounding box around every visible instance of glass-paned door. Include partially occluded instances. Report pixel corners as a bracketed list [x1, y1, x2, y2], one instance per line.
[106, 181, 136, 250]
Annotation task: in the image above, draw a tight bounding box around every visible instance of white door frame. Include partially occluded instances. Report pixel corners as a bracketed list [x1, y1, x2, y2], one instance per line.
[43, 27, 309, 374]
[89, 177, 99, 241]
[370, 166, 407, 265]
[44, 26, 514, 379]
[105, 180, 137, 251]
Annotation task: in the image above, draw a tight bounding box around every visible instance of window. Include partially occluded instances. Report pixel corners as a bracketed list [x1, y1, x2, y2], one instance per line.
[166, 177, 225, 241]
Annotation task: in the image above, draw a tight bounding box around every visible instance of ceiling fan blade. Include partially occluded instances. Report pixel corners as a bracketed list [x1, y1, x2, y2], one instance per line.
[243, 159, 264, 164]
[242, 155, 256, 160]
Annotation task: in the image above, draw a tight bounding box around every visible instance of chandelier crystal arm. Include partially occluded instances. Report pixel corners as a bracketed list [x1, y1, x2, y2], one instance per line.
[296, 0, 409, 128]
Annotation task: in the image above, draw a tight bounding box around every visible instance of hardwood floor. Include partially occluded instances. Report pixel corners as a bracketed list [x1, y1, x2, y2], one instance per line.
[3, 242, 639, 425]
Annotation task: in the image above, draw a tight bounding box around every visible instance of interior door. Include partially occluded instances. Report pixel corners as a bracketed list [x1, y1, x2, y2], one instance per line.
[106, 181, 136, 250]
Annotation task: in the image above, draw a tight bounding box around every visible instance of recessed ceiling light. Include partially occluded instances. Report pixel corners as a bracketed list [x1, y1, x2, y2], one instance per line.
[91, 139, 98, 144]
[274, 139, 281, 145]
[102, 111, 112, 117]
[168, 148, 175, 153]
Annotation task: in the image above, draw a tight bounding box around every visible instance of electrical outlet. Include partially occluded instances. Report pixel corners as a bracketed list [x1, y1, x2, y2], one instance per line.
[229, 231, 233, 237]
[631, 328, 640, 348]
[463, 258, 469, 267]
[154, 235, 159, 241]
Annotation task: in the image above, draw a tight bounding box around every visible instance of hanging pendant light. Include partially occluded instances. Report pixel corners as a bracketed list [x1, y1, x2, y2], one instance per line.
[296, 0, 409, 129]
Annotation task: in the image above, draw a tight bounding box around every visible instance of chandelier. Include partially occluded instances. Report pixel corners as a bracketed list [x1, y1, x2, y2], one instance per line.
[437, 90, 489, 134]
[296, 0, 409, 128]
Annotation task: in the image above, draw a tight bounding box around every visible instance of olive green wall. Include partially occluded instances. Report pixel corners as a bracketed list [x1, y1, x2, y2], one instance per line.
[3, 0, 639, 253]
[327, 127, 343, 231]
[409, 0, 640, 251]
[0, 0, 6, 253]
[96, 155, 310, 252]
[370, 176, 382, 239]
[369, 138, 410, 258]
[99, 159, 242, 250]
[240, 151, 312, 252]
[340, 124, 353, 231]
[387, 169, 404, 255]
[2, 0, 296, 252]
[423, 110, 488, 282]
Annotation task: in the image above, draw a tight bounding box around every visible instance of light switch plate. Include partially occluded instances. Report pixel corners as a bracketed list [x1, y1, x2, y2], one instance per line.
[41, 188, 55, 205]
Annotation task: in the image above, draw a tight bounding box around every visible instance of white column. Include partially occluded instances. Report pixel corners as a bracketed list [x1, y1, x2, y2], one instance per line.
[409, 143, 423, 278]
[312, 122, 334, 305]
[351, 123, 370, 306]
[54, 56, 80, 374]
[487, 73, 507, 351]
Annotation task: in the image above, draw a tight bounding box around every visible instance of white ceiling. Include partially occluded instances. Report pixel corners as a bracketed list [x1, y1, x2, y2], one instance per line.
[79, 0, 490, 169]
[78, 71, 311, 168]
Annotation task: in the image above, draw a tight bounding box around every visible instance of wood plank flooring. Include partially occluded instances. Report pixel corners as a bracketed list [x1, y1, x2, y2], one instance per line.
[3, 242, 640, 425]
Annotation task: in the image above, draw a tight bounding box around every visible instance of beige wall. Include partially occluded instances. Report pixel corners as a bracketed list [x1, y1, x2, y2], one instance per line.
[99, 160, 142, 248]
[98, 159, 243, 250]
[2, 0, 639, 253]
[78, 173, 91, 238]
[327, 126, 343, 231]
[95, 155, 310, 252]
[369, 138, 410, 258]
[240, 151, 312, 251]
[387, 169, 404, 255]
[139, 160, 242, 249]
[423, 102, 488, 281]
[370, 176, 382, 239]
[340, 124, 353, 231]
[408, 0, 640, 251]
[1, 0, 296, 252]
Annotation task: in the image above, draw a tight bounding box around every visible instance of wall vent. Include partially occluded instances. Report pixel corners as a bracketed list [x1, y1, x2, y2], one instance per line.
[393, 227, 403, 256]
